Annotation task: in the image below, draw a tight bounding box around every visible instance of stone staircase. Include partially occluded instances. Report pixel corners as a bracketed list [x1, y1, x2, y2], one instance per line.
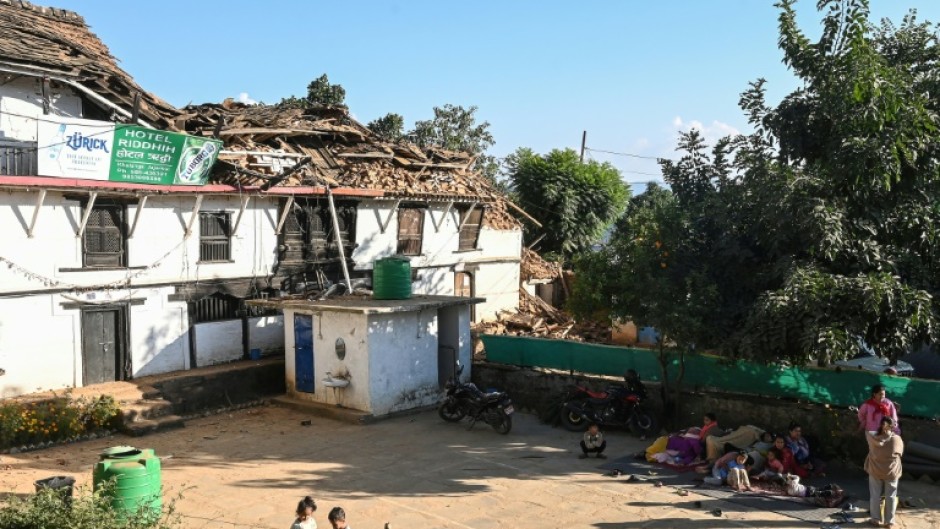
[10, 358, 285, 440]
[67, 380, 185, 437]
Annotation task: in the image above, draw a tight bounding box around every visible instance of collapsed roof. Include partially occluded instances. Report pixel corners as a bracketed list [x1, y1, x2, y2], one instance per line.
[0, 0, 180, 129]
[181, 100, 522, 229]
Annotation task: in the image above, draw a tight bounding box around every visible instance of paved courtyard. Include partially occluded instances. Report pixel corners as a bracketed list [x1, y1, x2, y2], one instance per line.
[1, 405, 938, 529]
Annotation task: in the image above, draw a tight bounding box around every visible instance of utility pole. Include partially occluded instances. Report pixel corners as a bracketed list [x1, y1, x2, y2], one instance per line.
[579, 130, 587, 163]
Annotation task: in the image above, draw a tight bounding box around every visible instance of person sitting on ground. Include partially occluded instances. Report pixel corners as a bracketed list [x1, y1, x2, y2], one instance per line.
[726, 451, 754, 492]
[785, 422, 826, 476]
[580, 423, 607, 459]
[290, 496, 318, 529]
[648, 412, 719, 465]
[704, 424, 765, 462]
[858, 384, 900, 435]
[327, 507, 349, 529]
[703, 450, 739, 486]
[773, 433, 804, 477]
[752, 447, 786, 484]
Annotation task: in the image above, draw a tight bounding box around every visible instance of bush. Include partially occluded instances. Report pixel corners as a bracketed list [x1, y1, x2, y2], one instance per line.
[0, 481, 179, 529]
[0, 394, 120, 450]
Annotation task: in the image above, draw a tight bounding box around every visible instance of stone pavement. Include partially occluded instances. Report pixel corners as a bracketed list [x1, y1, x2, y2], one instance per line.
[1, 405, 937, 529]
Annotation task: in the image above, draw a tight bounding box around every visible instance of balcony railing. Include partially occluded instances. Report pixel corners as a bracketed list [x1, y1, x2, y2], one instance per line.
[0, 140, 38, 176]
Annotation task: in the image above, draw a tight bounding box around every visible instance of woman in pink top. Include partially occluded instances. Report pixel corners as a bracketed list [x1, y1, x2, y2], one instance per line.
[858, 384, 900, 435]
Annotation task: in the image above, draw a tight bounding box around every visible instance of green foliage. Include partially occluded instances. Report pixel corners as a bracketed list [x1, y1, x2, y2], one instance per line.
[0, 481, 179, 529]
[506, 148, 629, 258]
[367, 112, 405, 142]
[278, 74, 346, 108]
[408, 104, 500, 184]
[0, 394, 120, 449]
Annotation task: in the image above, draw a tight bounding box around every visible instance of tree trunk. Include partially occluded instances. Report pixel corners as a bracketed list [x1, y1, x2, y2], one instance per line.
[657, 337, 672, 426]
[673, 347, 686, 421]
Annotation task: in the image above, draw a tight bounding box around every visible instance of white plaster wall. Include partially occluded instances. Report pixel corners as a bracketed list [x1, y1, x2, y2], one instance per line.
[284, 310, 372, 412]
[0, 295, 76, 397]
[0, 191, 282, 294]
[127, 286, 188, 377]
[473, 261, 521, 321]
[194, 320, 242, 367]
[367, 310, 440, 416]
[249, 315, 284, 354]
[0, 77, 83, 142]
[351, 199, 522, 316]
[193, 315, 284, 366]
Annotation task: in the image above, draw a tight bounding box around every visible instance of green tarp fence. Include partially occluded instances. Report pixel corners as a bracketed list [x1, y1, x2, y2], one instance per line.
[480, 334, 940, 420]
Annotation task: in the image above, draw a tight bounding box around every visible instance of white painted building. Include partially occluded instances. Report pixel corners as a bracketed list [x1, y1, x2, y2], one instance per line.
[276, 296, 475, 416]
[0, 2, 523, 398]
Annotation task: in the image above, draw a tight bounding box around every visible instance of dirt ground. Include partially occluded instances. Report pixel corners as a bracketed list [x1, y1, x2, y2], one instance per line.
[1, 405, 938, 529]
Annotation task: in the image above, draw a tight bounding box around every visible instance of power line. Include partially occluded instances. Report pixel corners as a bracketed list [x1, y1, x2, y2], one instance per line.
[584, 147, 668, 161]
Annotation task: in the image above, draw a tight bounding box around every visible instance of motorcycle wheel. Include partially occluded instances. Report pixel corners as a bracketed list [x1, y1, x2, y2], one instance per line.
[492, 414, 512, 435]
[559, 407, 590, 432]
[438, 400, 466, 422]
[628, 409, 660, 437]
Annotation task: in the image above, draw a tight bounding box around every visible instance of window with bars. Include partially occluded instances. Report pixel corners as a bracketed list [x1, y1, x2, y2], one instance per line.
[457, 207, 484, 251]
[191, 293, 241, 323]
[397, 207, 424, 255]
[199, 211, 231, 263]
[83, 203, 126, 268]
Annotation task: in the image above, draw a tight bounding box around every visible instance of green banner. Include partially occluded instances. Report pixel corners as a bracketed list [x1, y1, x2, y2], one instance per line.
[110, 125, 222, 186]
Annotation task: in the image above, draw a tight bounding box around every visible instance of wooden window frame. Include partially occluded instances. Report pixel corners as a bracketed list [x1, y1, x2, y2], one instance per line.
[457, 206, 484, 251]
[198, 211, 232, 263]
[397, 207, 425, 256]
[82, 200, 127, 269]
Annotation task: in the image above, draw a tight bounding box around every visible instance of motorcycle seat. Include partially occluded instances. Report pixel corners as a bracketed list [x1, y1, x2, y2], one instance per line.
[587, 397, 608, 405]
[586, 390, 608, 399]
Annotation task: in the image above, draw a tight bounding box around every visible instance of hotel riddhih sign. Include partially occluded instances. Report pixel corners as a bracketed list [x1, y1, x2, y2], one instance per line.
[37, 116, 222, 186]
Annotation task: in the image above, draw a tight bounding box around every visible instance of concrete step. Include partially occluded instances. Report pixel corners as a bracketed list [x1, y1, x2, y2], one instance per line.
[120, 398, 176, 423]
[121, 414, 185, 437]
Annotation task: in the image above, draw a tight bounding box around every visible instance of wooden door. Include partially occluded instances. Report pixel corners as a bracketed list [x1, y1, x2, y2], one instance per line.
[81, 307, 127, 385]
[454, 272, 475, 321]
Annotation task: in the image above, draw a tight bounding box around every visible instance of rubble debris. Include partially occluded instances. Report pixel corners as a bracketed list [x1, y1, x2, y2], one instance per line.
[474, 287, 611, 343]
[180, 102, 521, 230]
[521, 248, 561, 281]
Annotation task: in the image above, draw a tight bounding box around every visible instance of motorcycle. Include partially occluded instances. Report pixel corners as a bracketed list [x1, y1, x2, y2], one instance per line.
[559, 370, 659, 436]
[438, 363, 514, 434]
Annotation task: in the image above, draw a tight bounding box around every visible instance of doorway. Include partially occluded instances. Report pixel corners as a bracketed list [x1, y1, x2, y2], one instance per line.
[80, 306, 128, 385]
[454, 271, 475, 321]
[294, 314, 314, 393]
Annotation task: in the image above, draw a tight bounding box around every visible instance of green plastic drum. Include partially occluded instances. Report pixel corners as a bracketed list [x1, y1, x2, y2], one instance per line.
[93, 446, 161, 519]
[373, 256, 412, 300]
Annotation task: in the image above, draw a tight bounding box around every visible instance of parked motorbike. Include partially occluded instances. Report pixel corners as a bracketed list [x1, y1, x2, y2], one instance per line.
[438, 364, 514, 434]
[559, 370, 659, 436]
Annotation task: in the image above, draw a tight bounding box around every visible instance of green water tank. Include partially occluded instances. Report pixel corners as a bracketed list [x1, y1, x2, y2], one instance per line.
[373, 256, 412, 300]
[93, 446, 161, 519]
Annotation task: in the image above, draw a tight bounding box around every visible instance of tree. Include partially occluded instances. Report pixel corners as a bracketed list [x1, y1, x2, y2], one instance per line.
[279, 74, 346, 108]
[408, 104, 500, 184]
[367, 112, 405, 142]
[732, 0, 940, 365]
[505, 148, 629, 259]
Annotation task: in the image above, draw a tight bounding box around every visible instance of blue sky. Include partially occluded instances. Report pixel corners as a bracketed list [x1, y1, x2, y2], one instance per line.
[50, 1, 940, 192]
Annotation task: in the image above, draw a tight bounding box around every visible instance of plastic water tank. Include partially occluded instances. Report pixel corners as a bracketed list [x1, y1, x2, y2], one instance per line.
[93, 446, 161, 519]
[373, 256, 412, 300]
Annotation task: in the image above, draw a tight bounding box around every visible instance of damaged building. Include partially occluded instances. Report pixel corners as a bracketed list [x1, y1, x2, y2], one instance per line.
[0, 1, 524, 398]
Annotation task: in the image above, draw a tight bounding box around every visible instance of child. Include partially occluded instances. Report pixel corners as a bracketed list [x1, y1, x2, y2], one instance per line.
[773, 434, 805, 478]
[753, 447, 786, 483]
[727, 451, 754, 492]
[580, 423, 607, 459]
[327, 507, 348, 529]
[290, 496, 317, 529]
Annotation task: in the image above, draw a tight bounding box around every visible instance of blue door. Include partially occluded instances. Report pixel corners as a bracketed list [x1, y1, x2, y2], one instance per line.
[294, 314, 314, 393]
